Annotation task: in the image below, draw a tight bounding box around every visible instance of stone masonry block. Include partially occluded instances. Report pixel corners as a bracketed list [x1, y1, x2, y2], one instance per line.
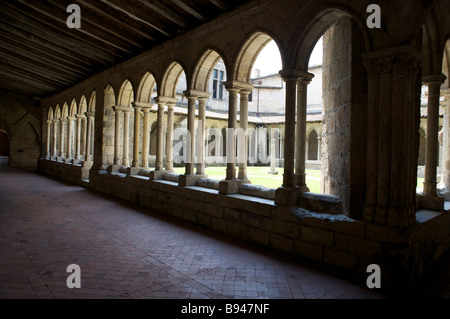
[301, 225, 334, 247]
[248, 227, 270, 246]
[323, 248, 356, 270]
[294, 240, 323, 262]
[270, 234, 293, 253]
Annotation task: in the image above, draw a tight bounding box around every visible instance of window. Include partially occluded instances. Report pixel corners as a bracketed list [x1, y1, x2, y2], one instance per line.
[212, 69, 225, 99]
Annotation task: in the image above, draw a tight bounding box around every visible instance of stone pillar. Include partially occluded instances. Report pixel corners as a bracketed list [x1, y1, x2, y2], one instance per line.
[150, 97, 178, 180]
[295, 73, 314, 191]
[440, 89, 450, 198]
[75, 115, 84, 161]
[275, 69, 302, 206]
[84, 112, 95, 162]
[60, 119, 67, 159]
[268, 127, 278, 175]
[46, 120, 52, 159]
[238, 89, 251, 181]
[196, 97, 208, 175]
[165, 103, 175, 172]
[225, 86, 239, 181]
[132, 105, 142, 168]
[423, 74, 446, 196]
[52, 119, 58, 158]
[66, 117, 75, 161]
[362, 46, 423, 226]
[141, 107, 151, 169]
[155, 101, 165, 171]
[112, 106, 123, 166]
[185, 94, 198, 176]
[122, 108, 131, 167]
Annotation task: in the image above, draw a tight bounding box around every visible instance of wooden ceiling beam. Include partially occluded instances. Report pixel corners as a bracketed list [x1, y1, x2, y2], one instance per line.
[169, 0, 207, 21]
[0, 49, 76, 85]
[76, 0, 157, 42]
[0, 37, 87, 78]
[100, 0, 173, 38]
[0, 30, 95, 73]
[10, 0, 133, 58]
[136, 0, 187, 28]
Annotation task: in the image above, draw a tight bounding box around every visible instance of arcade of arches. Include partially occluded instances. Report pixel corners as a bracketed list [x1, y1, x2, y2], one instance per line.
[3, 0, 450, 289]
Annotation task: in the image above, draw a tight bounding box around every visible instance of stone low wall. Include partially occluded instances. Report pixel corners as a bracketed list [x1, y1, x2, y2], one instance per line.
[37, 160, 450, 289]
[38, 159, 92, 186]
[85, 168, 450, 289]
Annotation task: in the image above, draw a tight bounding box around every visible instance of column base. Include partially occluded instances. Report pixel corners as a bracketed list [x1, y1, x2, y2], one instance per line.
[268, 169, 278, 175]
[149, 170, 173, 180]
[274, 186, 299, 206]
[108, 165, 124, 173]
[417, 192, 445, 211]
[179, 174, 208, 187]
[438, 188, 450, 201]
[219, 179, 247, 194]
[127, 167, 142, 176]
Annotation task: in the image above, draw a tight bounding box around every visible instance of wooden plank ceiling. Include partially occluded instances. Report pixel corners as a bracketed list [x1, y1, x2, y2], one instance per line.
[0, 0, 250, 99]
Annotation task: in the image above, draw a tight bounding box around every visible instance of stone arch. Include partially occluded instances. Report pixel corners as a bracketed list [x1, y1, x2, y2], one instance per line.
[233, 32, 282, 83]
[69, 99, 77, 117]
[88, 91, 96, 113]
[79, 96, 88, 115]
[47, 107, 54, 121]
[192, 48, 228, 92]
[292, 7, 372, 70]
[137, 72, 157, 103]
[54, 105, 61, 119]
[308, 129, 319, 161]
[61, 103, 69, 118]
[10, 114, 41, 168]
[294, 12, 369, 218]
[118, 79, 135, 107]
[160, 62, 186, 98]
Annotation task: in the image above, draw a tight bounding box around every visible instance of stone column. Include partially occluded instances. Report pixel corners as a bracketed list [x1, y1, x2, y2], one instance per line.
[75, 115, 84, 161]
[141, 106, 151, 169]
[295, 72, 314, 191]
[165, 103, 175, 171]
[238, 89, 252, 181]
[155, 100, 165, 171]
[150, 97, 178, 180]
[122, 108, 132, 167]
[112, 106, 123, 166]
[131, 104, 142, 169]
[184, 94, 198, 176]
[66, 117, 75, 161]
[196, 97, 208, 175]
[84, 112, 95, 162]
[60, 118, 67, 159]
[52, 119, 58, 158]
[362, 46, 423, 226]
[46, 120, 52, 159]
[423, 74, 446, 196]
[268, 127, 278, 174]
[440, 89, 450, 198]
[275, 69, 302, 206]
[225, 86, 239, 181]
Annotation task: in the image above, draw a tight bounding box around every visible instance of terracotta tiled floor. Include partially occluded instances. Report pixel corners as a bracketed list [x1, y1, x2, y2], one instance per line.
[0, 168, 447, 300]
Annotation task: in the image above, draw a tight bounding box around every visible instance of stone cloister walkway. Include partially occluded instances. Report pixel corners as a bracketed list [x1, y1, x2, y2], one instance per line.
[0, 168, 449, 300]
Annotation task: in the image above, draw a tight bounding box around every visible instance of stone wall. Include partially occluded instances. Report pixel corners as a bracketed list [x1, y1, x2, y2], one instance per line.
[321, 18, 352, 213]
[0, 90, 41, 168]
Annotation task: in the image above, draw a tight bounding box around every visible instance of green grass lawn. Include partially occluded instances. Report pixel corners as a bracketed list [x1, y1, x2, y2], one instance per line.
[174, 166, 426, 195]
[173, 166, 322, 193]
